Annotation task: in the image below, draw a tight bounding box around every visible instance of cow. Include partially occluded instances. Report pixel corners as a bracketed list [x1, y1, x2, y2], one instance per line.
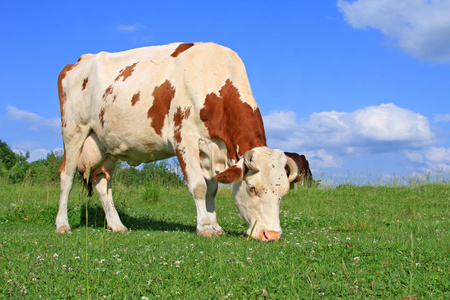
[284, 152, 314, 188]
[55, 42, 298, 241]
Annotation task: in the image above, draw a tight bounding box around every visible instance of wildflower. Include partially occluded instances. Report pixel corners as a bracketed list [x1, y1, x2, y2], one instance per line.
[75, 256, 80, 260]
[354, 257, 360, 262]
[116, 271, 121, 275]
[142, 297, 149, 300]
[53, 253, 59, 259]
[20, 285, 27, 293]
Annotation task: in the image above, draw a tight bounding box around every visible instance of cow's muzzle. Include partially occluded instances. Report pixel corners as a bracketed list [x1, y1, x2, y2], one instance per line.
[259, 230, 282, 241]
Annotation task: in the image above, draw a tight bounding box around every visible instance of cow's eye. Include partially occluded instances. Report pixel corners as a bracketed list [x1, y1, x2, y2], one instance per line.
[248, 184, 257, 196]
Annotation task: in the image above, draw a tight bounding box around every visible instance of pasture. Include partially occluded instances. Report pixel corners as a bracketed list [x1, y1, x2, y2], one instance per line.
[1, 180, 449, 299]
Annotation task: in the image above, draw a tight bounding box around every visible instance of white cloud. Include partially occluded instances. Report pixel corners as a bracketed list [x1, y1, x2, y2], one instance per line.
[337, 0, 450, 63]
[404, 147, 450, 170]
[12, 147, 63, 162]
[7, 105, 60, 132]
[115, 24, 146, 32]
[264, 103, 436, 169]
[264, 111, 297, 132]
[434, 113, 450, 123]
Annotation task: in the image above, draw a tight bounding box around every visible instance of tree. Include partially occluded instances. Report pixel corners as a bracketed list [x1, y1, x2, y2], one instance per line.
[7, 151, 30, 184]
[0, 139, 18, 170]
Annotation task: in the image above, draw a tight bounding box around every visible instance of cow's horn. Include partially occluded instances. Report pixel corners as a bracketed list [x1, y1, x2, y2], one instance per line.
[286, 156, 299, 183]
[244, 150, 259, 172]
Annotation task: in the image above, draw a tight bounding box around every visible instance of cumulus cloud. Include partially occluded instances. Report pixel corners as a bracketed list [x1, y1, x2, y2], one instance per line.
[7, 105, 60, 132]
[404, 147, 450, 170]
[115, 24, 146, 32]
[263, 103, 435, 169]
[337, 0, 450, 63]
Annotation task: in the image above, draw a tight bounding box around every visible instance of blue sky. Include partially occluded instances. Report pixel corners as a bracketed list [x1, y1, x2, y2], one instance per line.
[1, 0, 450, 182]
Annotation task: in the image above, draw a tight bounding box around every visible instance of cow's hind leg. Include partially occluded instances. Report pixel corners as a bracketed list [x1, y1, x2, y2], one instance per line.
[93, 172, 127, 232]
[56, 131, 90, 233]
[78, 132, 126, 231]
[56, 151, 76, 233]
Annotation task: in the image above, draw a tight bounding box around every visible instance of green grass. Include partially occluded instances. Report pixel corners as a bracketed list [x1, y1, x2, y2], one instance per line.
[1, 181, 449, 299]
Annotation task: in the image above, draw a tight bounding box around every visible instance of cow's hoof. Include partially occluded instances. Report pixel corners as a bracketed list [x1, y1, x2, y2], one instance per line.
[197, 227, 225, 237]
[56, 225, 71, 234]
[107, 226, 128, 232]
[214, 227, 226, 236]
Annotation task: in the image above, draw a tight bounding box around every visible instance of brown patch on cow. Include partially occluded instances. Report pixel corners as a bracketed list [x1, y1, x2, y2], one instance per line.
[82, 77, 88, 90]
[58, 62, 80, 126]
[173, 106, 192, 184]
[99, 108, 105, 127]
[59, 151, 66, 174]
[193, 183, 207, 200]
[115, 62, 138, 82]
[171, 43, 195, 58]
[216, 165, 243, 184]
[102, 85, 114, 100]
[173, 106, 191, 143]
[147, 80, 176, 136]
[131, 92, 140, 106]
[176, 148, 188, 184]
[200, 79, 267, 162]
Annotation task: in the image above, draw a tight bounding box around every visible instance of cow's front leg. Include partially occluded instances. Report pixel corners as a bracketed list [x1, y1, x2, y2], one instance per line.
[205, 179, 225, 235]
[190, 178, 224, 237]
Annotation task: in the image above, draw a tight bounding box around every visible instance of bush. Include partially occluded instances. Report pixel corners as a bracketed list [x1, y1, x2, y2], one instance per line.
[0, 139, 18, 170]
[7, 151, 30, 184]
[114, 158, 185, 188]
[29, 150, 64, 184]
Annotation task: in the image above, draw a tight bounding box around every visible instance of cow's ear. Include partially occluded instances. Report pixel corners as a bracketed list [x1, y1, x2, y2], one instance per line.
[216, 165, 243, 184]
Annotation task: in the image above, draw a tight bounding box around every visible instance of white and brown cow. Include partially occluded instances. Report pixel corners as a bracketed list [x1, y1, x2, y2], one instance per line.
[55, 42, 298, 241]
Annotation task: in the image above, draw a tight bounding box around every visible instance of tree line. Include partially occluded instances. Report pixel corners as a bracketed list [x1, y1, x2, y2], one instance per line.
[0, 139, 185, 187]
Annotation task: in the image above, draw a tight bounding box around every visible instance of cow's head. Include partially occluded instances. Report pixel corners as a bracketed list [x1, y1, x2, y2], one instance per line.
[216, 147, 298, 241]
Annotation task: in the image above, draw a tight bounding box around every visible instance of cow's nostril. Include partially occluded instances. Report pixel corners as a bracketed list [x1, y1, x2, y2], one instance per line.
[259, 230, 281, 241]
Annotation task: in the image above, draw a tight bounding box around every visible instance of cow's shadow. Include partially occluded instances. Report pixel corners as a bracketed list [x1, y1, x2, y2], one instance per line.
[73, 203, 241, 237]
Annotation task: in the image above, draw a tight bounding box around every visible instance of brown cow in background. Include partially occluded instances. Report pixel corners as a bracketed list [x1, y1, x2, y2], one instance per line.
[284, 152, 316, 188]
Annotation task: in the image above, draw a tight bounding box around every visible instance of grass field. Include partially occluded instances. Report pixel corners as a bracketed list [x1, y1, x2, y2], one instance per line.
[0, 180, 449, 299]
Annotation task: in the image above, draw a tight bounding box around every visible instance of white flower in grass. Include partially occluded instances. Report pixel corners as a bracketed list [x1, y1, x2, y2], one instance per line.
[116, 271, 121, 275]
[354, 257, 360, 262]
[53, 253, 58, 259]
[142, 297, 149, 300]
[20, 285, 27, 293]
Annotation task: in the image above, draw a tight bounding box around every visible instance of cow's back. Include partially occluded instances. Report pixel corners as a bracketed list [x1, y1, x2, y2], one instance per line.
[59, 42, 260, 164]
